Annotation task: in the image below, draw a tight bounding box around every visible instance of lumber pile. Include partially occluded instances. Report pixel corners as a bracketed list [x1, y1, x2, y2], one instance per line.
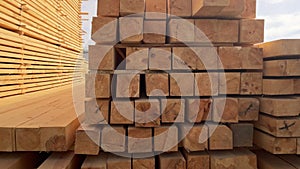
[0, 84, 84, 152]
[254, 39, 300, 155]
[0, 0, 84, 98]
[81, 0, 264, 168]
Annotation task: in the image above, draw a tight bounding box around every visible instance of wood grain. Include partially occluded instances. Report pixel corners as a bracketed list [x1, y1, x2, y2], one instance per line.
[170, 73, 195, 96]
[128, 127, 152, 153]
[208, 124, 233, 150]
[120, 0, 145, 16]
[126, 47, 149, 70]
[135, 99, 161, 127]
[146, 73, 169, 96]
[97, 0, 119, 17]
[161, 99, 185, 123]
[263, 79, 294, 95]
[260, 97, 300, 117]
[154, 126, 178, 152]
[238, 97, 259, 121]
[239, 19, 264, 44]
[254, 130, 297, 154]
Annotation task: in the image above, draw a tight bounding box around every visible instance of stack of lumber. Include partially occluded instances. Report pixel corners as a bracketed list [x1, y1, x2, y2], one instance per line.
[0, 83, 84, 152]
[80, 0, 264, 168]
[0, 0, 84, 98]
[0, 150, 299, 169]
[254, 39, 300, 155]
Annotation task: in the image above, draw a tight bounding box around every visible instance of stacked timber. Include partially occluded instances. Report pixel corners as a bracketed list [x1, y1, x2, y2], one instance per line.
[254, 39, 300, 155]
[81, 0, 264, 168]
[0, 0, 84, 98]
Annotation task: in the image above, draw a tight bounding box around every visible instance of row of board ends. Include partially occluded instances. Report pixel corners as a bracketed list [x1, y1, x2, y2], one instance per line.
[95, 0, 257, 19]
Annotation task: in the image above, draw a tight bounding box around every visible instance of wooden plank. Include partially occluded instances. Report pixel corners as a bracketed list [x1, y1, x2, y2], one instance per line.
[233, 149, 257, 169]
[259, 97, 300, 117]
[213, 98, 238, 123]
[186, 99, 212, 123]
[254, 130, 297, 154]
[295, 79, 300, 94]
[126, 47, 149, 70]
[229, 123, 253, 147]
[209, 151, 235, 169]
[38, 151, 84, 169]
[107, 154, 131, 169]
[195, 19, 239, 43]
[218, 47, 263, 70]
[217, 0, 245, 17]
[253, 150, 296, 169]
[0, 152, 41, 169]
[120, 0, 145, 16]
[195, 73, 219, 96]
[91, 17, 118, 44]
[240, 72, 263, 95]
[161, 99, 185, 123]
[85, 99, 109, 125]
[239, 0, 256, 18]
[180, 124, 208, 152]
[264, 59, 300, 77]
[143, 20, 166, 44]
[154, 126, 178, 152]
[97, 0, 119, 17]
[218, 47, 242, 70]
[172, 47, 197, 70]
[89, 45, 115, 71]
[254, 114, 300, 137]
[257, 39, 300, 58]
[182, 150, 209, 169]
[192, 0, 230, 17]
[170, 73, 194, 96]
[101, 126, 126, 152]
[119, 17, 143, 43]
[146, 73, 169, 96]
[172, 46, 218, 70]
[135, 99, 161, 127]
[168, 0, 191, 17]
[208, 124, 233, 150]
[133, 157, 155, 169]
[110, 100, 134, 124]
[15, 103, 82, 151]
[149, 47, 172, 70]
[219, 72, 241, 95]
[81, 154, 108, 169]
[128, 127, 152, 153]
[168, 19, 195, 43]
[75, 125, 100, 155]
[145, 0, 167, 19]
[263, 79, 294, 95]
[116, 73, 140, 98]
[298, 138, 300, 155]
[278, 155, 300, 168]
[159, 152, 186, 169]
[238, 97, 259, 121]
[86, 73, 111, 98]
[239, 19, 264, 44]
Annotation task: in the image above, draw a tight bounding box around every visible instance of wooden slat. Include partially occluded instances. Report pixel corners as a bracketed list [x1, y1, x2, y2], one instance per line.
[258, 39, 300, 58]
[37, 151, 84, 169]
[264, 59, 300, 76]
[253, 130, 297, 154]
[254, 114, 300, 137]
[253, 150, 297, 169]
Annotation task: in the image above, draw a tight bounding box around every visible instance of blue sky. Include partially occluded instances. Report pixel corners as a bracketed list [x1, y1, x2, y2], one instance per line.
[81, 0, 300, 51]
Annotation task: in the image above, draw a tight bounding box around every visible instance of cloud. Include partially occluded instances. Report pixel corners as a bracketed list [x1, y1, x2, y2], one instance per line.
[260, 12, 300, 41]
[260, 0, 286, 4]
